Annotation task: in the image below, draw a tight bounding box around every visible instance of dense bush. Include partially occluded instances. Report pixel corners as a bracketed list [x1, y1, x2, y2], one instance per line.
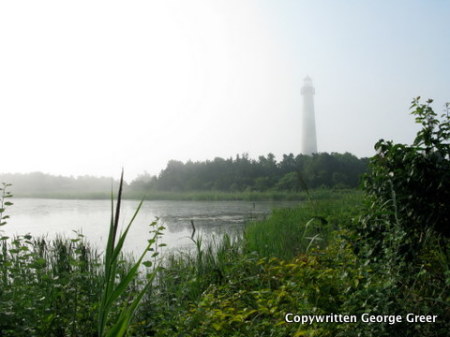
[350, 98, 450, 336]
[363, 98, 450, 238]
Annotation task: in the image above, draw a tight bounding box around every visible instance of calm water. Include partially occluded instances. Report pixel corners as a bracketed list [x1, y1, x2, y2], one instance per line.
[2, 198, 299, 256]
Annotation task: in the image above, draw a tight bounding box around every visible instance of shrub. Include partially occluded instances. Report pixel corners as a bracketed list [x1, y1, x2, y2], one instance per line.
[351, 98, 450, 336]
[363, 98, 450, 239]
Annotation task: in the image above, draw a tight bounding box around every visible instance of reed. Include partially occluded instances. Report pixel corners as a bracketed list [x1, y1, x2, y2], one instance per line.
[97, 170, 164, 337]
[244, 192, 363, 259]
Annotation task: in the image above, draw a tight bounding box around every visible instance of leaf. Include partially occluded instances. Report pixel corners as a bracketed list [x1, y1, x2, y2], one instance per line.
[98, 171, 164, 337]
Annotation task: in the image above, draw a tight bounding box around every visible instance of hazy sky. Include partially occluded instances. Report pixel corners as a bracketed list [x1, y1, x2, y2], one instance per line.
[1, 0, 449, 180]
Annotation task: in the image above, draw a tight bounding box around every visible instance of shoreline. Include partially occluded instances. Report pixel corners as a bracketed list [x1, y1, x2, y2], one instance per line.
[10, 189, 359, 201]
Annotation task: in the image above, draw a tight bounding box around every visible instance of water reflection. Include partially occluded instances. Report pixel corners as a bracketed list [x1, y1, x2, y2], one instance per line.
[3, 198, 299, 257]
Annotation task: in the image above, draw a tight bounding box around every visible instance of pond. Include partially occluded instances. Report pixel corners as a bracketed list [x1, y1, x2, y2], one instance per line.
[2, 198, 299, 257]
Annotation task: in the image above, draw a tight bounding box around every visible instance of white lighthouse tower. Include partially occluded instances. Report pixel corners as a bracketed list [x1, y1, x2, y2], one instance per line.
[301, 76, 318, 155]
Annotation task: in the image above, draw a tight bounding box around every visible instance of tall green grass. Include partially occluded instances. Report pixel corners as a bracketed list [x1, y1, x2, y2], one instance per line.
[244, 191, 363, 259]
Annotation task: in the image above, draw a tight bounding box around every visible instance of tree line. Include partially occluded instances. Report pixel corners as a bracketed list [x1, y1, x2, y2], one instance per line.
[0, 172, 120, 197]
[130, 152, 369, 192]
[0, 152, 368, 196]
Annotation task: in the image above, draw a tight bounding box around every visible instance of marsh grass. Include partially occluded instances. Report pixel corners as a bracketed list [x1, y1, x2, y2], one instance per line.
[244, 191, 363, 259]
[0, 232, 103, 336]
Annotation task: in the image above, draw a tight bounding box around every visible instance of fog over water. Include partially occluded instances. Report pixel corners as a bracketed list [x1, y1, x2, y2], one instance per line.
[0, 1, 449, 179]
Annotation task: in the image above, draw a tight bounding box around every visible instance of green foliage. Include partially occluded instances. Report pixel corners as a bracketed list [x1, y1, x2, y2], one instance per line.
[0, 232, 103, 336]
[134, 234, 243, 336]
[363, 98, 450, 238]
[350, 98, 450, 336]
[129, 193, 362, 337]
[1, 152, 367, 199]
[166, 233, 363, 337]
[129, 189, 311, 201]
[0, 182, 13, 228]
[244, 191, 362, 259]
[275, 172, 301, 191]
[130, 152, 368, 193]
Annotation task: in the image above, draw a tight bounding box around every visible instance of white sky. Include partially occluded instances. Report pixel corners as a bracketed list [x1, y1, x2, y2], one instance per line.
[1, 0, 449, 180]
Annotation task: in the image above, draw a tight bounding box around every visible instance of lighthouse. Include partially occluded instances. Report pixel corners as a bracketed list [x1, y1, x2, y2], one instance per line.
[301, 76, 318, 155]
